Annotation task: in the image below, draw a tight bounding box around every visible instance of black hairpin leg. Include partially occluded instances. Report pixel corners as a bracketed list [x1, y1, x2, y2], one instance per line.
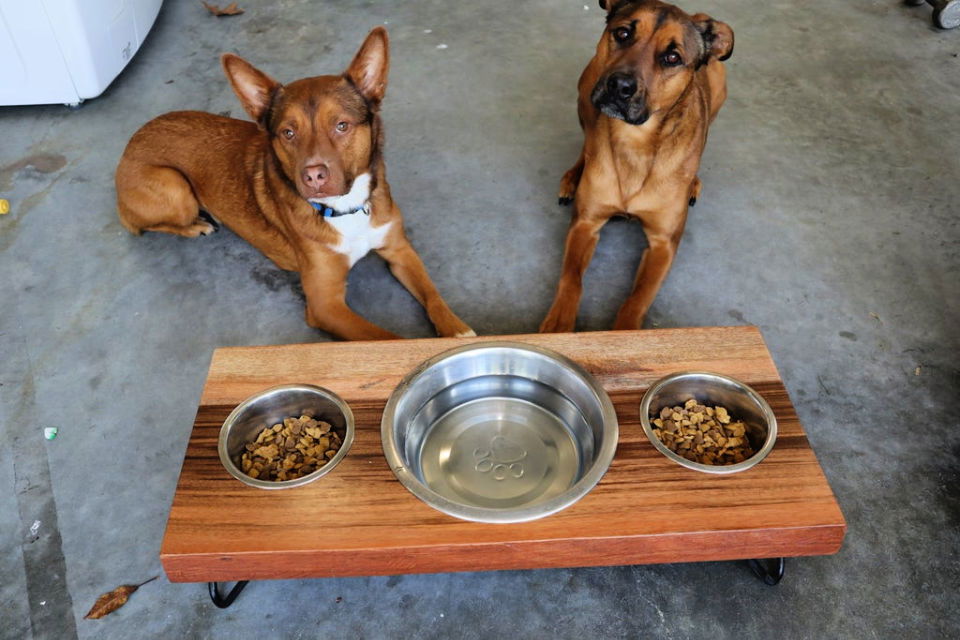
[747, 558, 785, 586]
[906, 0, 960, 29]
[208, 581, 249, 608]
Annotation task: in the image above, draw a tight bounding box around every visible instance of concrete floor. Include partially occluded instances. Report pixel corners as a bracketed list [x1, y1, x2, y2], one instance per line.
[2, 0, 958, 638]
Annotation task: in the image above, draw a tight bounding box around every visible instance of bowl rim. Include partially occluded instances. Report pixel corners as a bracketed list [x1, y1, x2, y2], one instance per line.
[218, 383, 355, 490]
[380, 341, 619, 524]
[638, 371, 778, 475]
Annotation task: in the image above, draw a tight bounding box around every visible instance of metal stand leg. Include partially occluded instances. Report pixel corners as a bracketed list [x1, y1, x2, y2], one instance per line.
[932, 0, 960, 29]
[747, 558, 785, 586]
[906, 0, 960, 29]
[208, 581, 249, 608]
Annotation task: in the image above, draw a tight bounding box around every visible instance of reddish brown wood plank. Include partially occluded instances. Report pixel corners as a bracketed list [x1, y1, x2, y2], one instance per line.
[198, 327, 777, 406]
[161, 327, 845, 583]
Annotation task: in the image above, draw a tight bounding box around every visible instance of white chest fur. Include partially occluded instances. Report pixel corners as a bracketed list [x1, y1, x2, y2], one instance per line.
[326, 212, 392, 267]
[312, 174, 391, 267]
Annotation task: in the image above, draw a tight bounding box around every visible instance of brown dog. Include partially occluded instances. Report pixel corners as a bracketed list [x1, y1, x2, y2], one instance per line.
[540, 0, 733, 333]
[116, 28, 473, 341]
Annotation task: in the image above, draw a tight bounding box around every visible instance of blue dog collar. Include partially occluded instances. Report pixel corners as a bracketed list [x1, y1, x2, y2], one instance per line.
[309, 201, 370, 218]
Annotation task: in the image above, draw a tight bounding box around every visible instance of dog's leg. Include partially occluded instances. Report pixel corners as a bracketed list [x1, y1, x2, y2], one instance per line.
[300, 257, 399, 340]
[376, 234, 475, 338]
[558, 148, 586, 206]
[612, 229, 681, 331]
[539, 216, 606, 333]
[116, 163, 215, 237]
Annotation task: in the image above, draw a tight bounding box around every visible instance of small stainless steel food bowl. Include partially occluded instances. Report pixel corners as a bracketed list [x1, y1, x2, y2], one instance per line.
[381, 342, 619, 524]
[639, 372, 777, 475]
[218, 384, 354, 490]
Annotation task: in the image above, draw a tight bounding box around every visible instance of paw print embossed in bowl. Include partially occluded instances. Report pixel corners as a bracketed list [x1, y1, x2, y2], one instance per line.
[474, 435, 527, 480]
[381, 342, 619, 523]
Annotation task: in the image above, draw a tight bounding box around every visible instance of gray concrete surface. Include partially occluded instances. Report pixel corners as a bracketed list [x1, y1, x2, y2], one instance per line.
[1, 0, 958, 638]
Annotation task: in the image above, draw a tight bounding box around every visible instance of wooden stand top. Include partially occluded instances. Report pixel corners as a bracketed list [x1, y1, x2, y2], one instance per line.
[160, 327, 845, 583]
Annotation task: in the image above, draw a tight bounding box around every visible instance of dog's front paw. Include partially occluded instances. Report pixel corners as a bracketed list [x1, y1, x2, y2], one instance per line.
[435, 314, 475, 339]
[612, 306, 647, 331]
[539, 311, 575, 334]
[612, 316, 646, 331]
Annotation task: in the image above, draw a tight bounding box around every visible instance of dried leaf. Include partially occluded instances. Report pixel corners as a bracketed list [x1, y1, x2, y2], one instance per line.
[202, 2, 244, 16]
[84, 576, 157, 620]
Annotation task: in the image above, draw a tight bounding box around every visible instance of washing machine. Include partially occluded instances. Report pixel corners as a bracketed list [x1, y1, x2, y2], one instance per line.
[0, 0, 164, 106]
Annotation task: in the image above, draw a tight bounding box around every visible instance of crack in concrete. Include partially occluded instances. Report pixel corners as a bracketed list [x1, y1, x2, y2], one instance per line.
[7, 320, 78, 640]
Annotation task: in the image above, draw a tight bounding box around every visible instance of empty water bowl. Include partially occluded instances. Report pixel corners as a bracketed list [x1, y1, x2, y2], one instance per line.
[380, 342, 618, 523]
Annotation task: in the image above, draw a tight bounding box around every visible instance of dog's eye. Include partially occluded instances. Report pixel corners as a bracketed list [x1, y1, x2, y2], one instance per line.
[336, 121, 350, 133]
[661, 51, 683, 66]
[281, 128, 295, 140]
[613, 27, 632, 43]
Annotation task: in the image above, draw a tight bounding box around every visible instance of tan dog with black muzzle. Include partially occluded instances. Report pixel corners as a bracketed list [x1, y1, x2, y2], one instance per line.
[540, 0, 733, 333]
[116, 28, 473, 341]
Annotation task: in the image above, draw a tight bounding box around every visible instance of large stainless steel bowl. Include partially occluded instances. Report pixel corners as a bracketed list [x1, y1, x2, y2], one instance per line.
[381, 342, 618, 523]
[218, 384, 354, 489]
[639, 372, 777, 475]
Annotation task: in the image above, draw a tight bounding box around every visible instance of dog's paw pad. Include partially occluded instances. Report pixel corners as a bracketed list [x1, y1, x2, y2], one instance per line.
[688, 197, 697, 207]
[558, 197, 573, 206]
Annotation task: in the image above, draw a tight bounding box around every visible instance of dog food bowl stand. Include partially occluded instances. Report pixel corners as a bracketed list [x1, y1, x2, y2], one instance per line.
[160, 327, 845, 607]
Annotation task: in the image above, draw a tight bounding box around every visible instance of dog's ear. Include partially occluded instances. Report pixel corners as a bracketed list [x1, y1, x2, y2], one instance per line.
[598, 0, 632, 12]
[221, 54, 281, 125]
[345, 27, 390, 105]
[691, 14, 734, 63]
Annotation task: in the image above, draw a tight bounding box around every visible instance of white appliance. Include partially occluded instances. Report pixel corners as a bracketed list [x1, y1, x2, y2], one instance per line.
[0, 0, 163, 106]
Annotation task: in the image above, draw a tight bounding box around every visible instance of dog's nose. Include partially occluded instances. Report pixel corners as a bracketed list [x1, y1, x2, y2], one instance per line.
[608, 73, 637, 101]
[301, 164, 329, 189]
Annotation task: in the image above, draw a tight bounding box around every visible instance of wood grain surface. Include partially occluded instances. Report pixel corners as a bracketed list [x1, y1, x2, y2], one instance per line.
[160, 327, 845, 583]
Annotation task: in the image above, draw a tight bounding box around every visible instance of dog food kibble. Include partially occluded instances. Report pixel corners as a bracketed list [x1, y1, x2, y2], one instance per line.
[651, 398, 755, 465]
[234, 414, 342, 481]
